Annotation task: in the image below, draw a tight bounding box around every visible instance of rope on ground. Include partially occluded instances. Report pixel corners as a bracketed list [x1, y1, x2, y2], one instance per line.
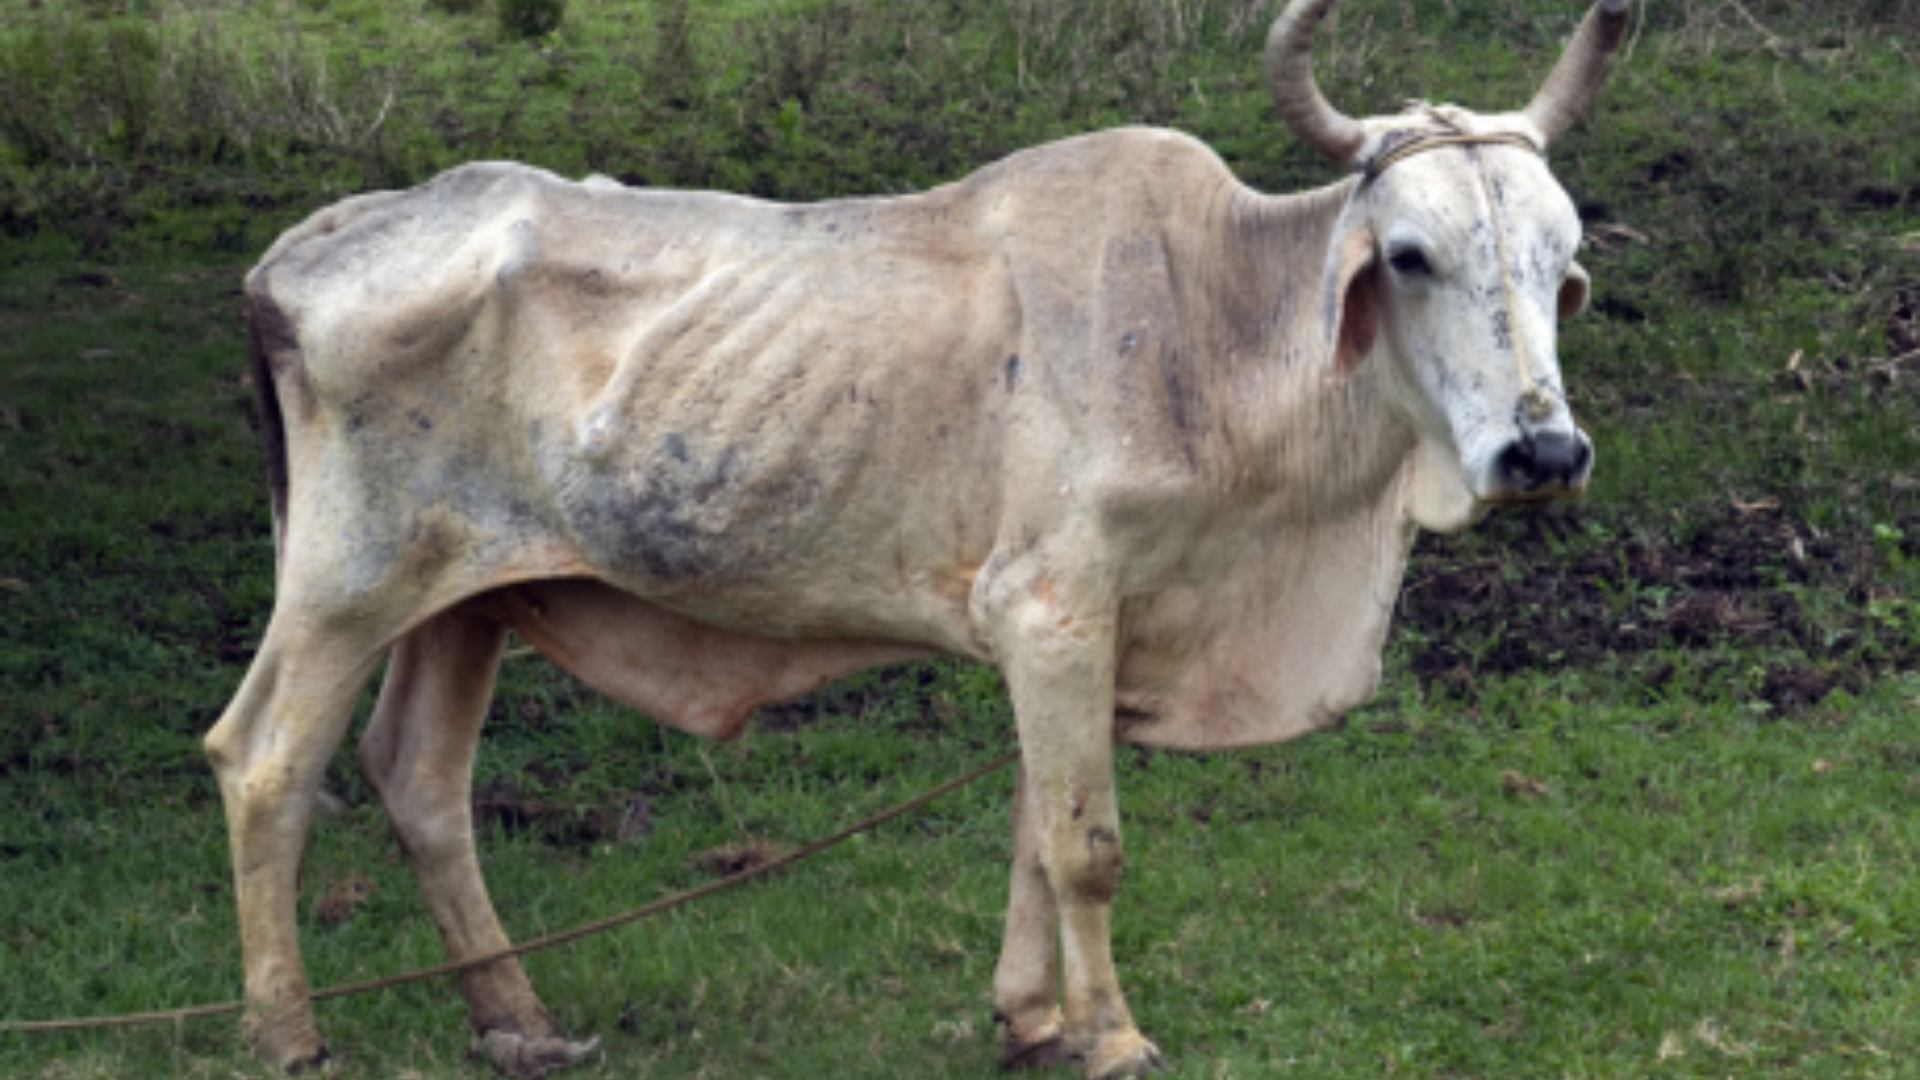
[2, 746, 1020, 1035]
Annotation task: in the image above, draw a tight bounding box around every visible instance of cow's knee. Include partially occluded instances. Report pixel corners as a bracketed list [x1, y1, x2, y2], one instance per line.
[1070, 824, 1124, 904]
[1036, 830, 1120, 912]
[1040, 798, 1125, 906]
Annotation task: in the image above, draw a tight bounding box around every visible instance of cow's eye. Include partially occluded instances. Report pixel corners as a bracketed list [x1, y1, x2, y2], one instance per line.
[1388, 247, 1433, 277]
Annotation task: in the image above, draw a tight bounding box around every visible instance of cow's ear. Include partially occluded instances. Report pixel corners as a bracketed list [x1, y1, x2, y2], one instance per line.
[1557, 260, 1591, 320]
[1330, 227, 1379, 383]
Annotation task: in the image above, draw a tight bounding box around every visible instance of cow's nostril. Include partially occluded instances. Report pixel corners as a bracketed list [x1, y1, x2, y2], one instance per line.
[1496, 431, 1589, 493]
[1530, 430, 1588, 484]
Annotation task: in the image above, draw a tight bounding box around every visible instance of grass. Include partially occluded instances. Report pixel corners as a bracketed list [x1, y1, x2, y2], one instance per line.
[10, 674, 1920, 1078]
[1, 0, 1918, 1076]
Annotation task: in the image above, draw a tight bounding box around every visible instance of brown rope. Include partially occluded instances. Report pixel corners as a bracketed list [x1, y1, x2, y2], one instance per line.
[1362, 131, 1539, 180]
[2, 747, 1020, 1035]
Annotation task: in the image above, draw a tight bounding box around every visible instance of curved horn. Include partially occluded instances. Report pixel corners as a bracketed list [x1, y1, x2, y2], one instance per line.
[1265, 0, 1366, 167]
[1523, 0, 1632, 144]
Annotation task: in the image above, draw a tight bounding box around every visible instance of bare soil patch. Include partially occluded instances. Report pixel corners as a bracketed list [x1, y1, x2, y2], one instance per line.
[1399, 505, 1918, 712]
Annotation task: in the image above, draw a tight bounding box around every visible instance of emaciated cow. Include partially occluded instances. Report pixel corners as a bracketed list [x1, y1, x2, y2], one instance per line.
[206, 0, 1629, 1075]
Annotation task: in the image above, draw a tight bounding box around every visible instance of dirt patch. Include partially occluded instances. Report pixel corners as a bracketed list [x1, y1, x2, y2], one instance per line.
[1398, 504, 1917, 712]
[689, 838, 788, 877]
[472, 777, 652, 848]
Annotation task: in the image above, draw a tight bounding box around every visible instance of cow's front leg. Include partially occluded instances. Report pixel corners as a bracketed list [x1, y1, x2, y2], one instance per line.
[994, 760, 1067, 1067]
[988, 578, 1163, 1080]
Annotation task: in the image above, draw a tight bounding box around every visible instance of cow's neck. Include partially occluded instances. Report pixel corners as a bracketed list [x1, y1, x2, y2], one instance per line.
[1184, 176, 1417, 520]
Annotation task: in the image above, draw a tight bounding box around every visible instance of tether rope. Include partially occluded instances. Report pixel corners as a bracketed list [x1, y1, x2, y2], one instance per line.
[1, 747, 1020, 1035]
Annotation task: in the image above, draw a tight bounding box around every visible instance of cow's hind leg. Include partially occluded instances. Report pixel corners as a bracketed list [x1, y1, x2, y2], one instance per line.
[204, 622, 383, 1071]
[357, 604, 598, 1079]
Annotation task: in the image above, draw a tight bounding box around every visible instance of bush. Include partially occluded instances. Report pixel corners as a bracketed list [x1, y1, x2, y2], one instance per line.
[498, 0, 565, 40]
[0, 19, 161, 166]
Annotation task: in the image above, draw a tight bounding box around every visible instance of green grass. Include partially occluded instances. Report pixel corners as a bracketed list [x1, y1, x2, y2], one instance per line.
[9, 672, 1920, 1078]
[2, 0, 1918, 1076]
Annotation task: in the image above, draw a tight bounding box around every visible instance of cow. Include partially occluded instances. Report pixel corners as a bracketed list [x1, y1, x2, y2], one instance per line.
[204, 0, 1630, 1075]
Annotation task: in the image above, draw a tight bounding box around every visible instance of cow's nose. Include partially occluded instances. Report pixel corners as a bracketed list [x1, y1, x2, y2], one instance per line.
[1495, 430, 1591, 494]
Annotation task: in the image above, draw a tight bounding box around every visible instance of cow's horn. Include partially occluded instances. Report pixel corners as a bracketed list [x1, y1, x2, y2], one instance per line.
[1266, 0, 1366, 167]
[1522, 0, 1632, 145]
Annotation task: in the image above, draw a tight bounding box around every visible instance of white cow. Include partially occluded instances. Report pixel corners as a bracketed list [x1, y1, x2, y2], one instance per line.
[206, 0, 1629, 1075]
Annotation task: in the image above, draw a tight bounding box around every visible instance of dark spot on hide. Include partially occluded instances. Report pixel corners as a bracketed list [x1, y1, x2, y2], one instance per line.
[343, 393, 376, 434]
[560, 435, 747, 581]
[1491, 310, 1513, 353]
[1157, 347, 1200, 470]
[1119, 331, 1139, 355]
[557, 432, 824, 585]
[408, 409, 433, 432]
[1004, 354, 1022, 391]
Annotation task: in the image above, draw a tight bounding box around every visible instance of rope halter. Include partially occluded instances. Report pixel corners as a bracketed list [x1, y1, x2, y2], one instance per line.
[1363, 130, 1560, 423]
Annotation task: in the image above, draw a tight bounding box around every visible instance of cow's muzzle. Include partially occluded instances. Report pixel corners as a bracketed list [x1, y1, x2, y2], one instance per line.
[1491, 429, 1592, 501]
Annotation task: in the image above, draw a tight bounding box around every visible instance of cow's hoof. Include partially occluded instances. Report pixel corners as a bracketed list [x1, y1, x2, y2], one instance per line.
[243, 1010, 330, 1074]
[997, 1006, 1068, 1070]
[477, 1029, 601, 1079]
[1080, 1029, 1163, 1080]
[1001, 1028, 1071, 1070]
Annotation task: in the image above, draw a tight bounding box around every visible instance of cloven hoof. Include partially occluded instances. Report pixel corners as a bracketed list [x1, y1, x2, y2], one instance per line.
[1001, 1030, 1072, 1070]
[477, 1030, 602, 1079]
[1081, 1030, 1165, 1080]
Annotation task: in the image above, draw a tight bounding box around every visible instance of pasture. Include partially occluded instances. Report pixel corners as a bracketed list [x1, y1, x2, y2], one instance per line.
[1, 0, 1917, 1077]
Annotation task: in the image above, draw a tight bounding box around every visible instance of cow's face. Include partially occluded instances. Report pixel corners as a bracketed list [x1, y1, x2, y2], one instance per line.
[1349, 116, 1595, 528]
[1269, 0, 1627, 530]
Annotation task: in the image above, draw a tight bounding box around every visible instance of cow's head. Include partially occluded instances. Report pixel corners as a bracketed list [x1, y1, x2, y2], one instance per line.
[1271, 0, 1626, 531]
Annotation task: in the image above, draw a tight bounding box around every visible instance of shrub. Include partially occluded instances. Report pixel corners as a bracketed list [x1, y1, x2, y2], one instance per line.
[0, 18, 161, 166]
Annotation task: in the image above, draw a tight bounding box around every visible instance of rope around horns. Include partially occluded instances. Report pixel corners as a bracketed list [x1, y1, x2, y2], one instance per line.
[1, 747, 1021, 1035]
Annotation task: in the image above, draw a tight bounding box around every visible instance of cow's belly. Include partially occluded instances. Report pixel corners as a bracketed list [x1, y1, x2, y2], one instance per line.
[474, 579, 936, 740]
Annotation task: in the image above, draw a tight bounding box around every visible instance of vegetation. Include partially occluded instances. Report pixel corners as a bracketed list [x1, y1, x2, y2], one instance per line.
[0, 0, 1916, 1077]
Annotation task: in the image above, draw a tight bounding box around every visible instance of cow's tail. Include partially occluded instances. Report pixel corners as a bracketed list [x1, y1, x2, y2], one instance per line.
[243, 272, 294, 576]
